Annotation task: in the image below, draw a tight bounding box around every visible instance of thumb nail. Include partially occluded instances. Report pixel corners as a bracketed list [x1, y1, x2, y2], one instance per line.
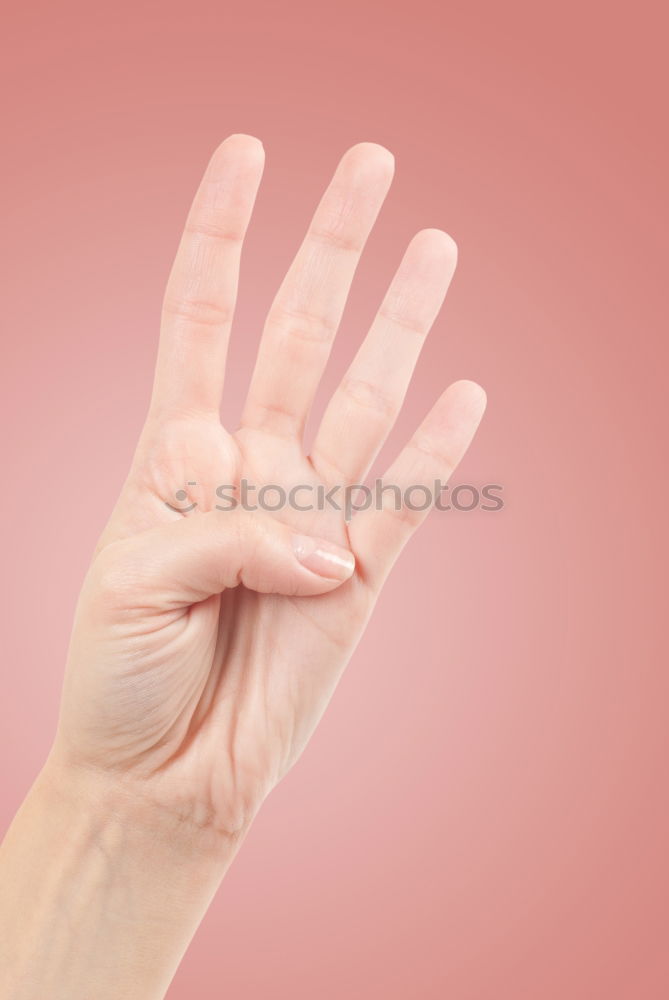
[292, 534, 355, 581]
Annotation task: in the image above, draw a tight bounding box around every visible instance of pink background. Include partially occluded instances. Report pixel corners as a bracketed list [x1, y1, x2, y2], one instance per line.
[1, 1, 667, 997]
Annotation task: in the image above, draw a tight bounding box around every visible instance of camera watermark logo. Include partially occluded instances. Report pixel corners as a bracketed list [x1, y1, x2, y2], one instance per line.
[165, 481, 199, 513]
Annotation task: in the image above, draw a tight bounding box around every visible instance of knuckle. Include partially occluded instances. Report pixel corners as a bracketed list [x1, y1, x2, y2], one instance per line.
[308, 224, 361, 253]
[267, 303, 337, 344]
[409, 435, 458, 474]
[377, 306, 426, 336]
[183, 218, 244, 244]
[340, 376, 399, 419]
[162, 294, 233, 329]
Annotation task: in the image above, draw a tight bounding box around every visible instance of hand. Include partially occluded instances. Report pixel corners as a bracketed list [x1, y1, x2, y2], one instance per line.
[53, 134, 486, 840]
[2, 134, 487, 998]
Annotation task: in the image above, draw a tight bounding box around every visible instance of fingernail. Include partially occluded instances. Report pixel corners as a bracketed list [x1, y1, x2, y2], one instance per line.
[292, 534, 355, 581]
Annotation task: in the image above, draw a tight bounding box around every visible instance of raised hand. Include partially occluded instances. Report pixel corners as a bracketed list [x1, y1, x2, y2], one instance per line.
[54, 134, 486, 839]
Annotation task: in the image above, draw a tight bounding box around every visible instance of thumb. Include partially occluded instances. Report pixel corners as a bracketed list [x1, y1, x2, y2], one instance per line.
[93, 509, 356, 610]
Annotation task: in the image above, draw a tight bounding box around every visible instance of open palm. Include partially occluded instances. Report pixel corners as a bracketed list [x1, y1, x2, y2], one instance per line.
[54, 135, 485, 839]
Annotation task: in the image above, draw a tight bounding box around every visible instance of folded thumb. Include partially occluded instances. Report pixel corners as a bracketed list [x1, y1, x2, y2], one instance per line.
[93, 509, 356, 610]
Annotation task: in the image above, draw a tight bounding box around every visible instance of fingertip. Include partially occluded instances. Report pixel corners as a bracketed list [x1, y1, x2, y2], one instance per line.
[223, 132, 265, 153]
[210, 133, 265, 170]
[413, 228, 457, 259]
[448, 379, 488, 419]
[342, 141, 395, 180]
[406, 228, 458, 281]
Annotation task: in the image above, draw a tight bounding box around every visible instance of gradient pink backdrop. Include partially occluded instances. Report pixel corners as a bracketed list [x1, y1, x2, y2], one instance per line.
[1, 1, 667, 997]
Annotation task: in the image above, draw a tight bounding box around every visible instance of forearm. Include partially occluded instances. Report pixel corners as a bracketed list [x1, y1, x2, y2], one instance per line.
[0, 758, 237, 999]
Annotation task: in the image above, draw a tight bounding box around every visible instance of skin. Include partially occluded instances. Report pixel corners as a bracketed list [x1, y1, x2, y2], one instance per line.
[0, 135, 486, 998]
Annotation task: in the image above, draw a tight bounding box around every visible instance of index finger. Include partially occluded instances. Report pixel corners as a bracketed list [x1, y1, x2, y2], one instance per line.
[150, 134, 265, 419]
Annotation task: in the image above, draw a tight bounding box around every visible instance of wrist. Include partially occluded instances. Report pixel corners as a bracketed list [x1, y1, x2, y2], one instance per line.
[39, 749, 245, 869]
[1, 754, 242, 999]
